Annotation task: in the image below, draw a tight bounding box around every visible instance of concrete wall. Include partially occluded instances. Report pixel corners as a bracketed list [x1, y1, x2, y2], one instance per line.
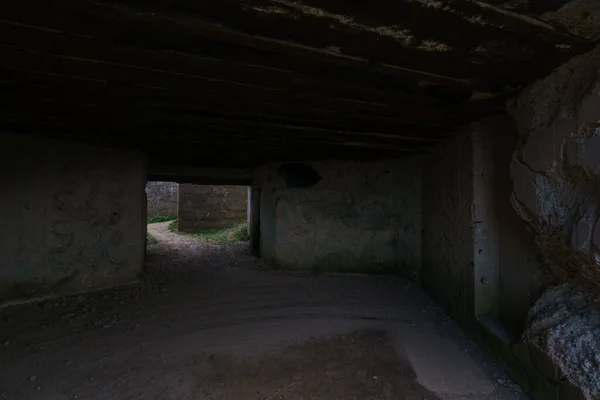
[177, 184, 248, 232]
[257, 158, 422, 278]
[422, 128, 475, 321]
[471, 118, 540, 343]
[422, 116, 542, 329]
[0, 133, 146, 305]
[421, 46, 600, 400]
[146, 182, 178, 217]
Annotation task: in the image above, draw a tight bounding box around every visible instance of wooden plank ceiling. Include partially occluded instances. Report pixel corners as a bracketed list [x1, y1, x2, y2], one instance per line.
[0, 0, 593, 167]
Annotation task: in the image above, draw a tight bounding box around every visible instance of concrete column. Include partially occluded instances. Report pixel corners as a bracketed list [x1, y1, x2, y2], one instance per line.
[248, 187, 261, 256]
[0, 133, 147, 305]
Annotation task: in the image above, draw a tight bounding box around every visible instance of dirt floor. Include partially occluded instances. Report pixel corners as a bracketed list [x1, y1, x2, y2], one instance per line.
[0, 222, 528, 400]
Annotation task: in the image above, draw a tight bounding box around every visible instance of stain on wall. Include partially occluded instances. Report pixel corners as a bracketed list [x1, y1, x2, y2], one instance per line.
[258, 158, 422, 278]
[0, 133, 146, 305]
[177, 184, 248, 232]
[146, 182, 179, 217]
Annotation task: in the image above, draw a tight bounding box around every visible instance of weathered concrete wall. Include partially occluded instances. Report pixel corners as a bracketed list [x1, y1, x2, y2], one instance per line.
[421, 116, 545, 393]
[507, 46, 600, 400]
[177, 185, 247, 232]
[422, 46, 600, 400]
[257, 158, 422, 278]
[471, 118, 541, 343]
[422, 116, 542, 332]
[422, 128, 475, 321]
[146, 182, 179, 217]
[0, 133, 146, 305]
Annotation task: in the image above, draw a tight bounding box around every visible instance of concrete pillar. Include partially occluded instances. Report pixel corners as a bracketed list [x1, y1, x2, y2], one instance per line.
[0, 133, 147, 305]
[248, 187, 261, 256]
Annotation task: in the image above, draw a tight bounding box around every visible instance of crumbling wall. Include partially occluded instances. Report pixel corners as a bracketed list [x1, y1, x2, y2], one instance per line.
[177, 184, 247, 232]
[508, 46, 600, 400]
[257, 158, 422, 278]
[146, 182, 179, 217]
[0, 133, 146, 305]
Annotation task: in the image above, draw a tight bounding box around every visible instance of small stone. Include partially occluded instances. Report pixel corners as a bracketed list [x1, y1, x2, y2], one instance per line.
[30, 376, 37, 381]
[497, 379, 507, 386]
[373, 376, 379, 380]
[36, 386, 41, 391]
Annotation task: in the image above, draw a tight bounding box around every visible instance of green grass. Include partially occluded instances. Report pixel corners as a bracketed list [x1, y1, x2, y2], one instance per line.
[191, 220, 249, 244]
[146, 232, 158, 246]
[147, 215, 177, 224]
[166, 218, 248, 245]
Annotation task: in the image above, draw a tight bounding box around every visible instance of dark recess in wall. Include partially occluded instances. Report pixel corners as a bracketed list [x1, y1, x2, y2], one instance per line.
[278, 163, 322, 188]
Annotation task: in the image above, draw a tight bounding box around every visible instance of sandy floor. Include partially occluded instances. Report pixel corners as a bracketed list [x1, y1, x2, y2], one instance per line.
[0, 222, 527, 400]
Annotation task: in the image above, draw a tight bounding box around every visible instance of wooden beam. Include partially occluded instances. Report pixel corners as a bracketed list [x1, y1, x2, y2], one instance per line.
[0, 68, 500, 124]
[0, 0, 533, 88]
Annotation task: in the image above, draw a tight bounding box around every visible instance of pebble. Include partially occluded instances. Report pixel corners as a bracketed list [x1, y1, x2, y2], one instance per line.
[30, 376, 37, 381]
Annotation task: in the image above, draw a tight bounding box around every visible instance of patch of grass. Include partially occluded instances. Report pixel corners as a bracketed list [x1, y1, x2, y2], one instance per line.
[168, 219, 178, 232]
[146, 232, 158, 246]
[147, 215, 177, 224]
[191, 220, 249, 244]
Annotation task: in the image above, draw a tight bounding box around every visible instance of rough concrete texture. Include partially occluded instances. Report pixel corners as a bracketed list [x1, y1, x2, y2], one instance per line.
[422, 128, 474, 322]
[471, 116, 541, 342]
[507, 45, 600, 399]
[146, 181, 179, 217]
[177, 184, 247, 232]
[0, 221, 526, 399]
[0, 133, 146, 305]
[257, 158, 422, 278]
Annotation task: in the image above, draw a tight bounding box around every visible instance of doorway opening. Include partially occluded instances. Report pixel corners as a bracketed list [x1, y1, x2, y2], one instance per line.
[145, 182, 251, 252]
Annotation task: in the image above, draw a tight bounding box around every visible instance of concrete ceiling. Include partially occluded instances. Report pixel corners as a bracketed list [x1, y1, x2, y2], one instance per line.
[0, 0, 595, 167]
